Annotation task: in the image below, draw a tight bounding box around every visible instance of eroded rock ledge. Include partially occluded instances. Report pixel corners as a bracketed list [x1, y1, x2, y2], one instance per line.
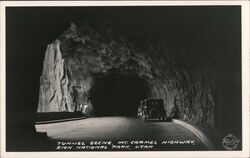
[37, 22, 216, 129]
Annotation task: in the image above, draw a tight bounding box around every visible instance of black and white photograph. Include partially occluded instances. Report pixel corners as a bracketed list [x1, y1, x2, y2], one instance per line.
[1, 1, 249, 158]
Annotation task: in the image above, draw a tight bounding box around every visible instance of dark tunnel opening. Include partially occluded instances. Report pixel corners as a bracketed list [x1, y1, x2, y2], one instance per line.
[89, 74, 149, 117]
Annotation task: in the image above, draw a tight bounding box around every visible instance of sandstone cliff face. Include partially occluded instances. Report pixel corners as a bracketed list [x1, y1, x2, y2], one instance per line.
[37, 22, 216, 128]
[37, 40, 71, 112]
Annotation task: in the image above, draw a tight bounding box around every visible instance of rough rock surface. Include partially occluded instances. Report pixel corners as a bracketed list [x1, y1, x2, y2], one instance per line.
[37, 22, 216, 129]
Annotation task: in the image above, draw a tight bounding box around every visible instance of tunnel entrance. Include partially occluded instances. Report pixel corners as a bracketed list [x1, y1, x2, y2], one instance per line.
[89, 74, 149, 117]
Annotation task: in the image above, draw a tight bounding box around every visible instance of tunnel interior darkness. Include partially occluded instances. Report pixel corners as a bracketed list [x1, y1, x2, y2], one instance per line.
[89, 74, 149, 116]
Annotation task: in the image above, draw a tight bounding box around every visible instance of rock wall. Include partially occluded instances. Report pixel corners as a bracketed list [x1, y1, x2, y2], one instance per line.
[144, 43, 216, 128]
[37, 39, 94, 113]
[37, 40, 70, 112]
[37, 22, 216, 128]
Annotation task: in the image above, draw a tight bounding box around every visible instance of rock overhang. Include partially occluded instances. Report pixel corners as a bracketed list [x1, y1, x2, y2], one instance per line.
[38, 21, 216, 129]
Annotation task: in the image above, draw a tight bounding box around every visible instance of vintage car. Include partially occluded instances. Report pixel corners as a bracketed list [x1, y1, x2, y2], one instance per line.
[137, 99, 167, 122]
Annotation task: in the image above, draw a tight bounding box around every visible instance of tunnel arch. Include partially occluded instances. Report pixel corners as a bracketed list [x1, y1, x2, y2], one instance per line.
[38, 22, 217, 129]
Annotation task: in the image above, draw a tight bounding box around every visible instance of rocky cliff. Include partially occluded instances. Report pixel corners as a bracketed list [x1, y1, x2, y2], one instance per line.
[37, 22, 216, 128]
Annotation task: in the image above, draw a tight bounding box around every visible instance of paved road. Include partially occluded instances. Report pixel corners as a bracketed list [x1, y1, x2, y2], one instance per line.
[35, 116, 207, 150]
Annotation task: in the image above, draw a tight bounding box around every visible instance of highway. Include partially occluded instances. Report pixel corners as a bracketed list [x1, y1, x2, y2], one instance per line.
[35, 116, 207, 151]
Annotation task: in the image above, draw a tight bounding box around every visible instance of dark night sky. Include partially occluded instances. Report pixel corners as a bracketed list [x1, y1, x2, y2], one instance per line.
[6, 6, 241, 132]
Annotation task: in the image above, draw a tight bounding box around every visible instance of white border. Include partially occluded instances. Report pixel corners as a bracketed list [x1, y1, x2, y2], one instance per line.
[0, 1, 249, 158]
